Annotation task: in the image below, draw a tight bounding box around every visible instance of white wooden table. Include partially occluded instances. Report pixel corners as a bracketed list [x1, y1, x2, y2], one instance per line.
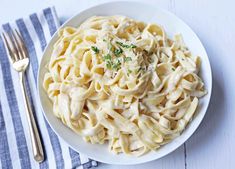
[1, 0, 234, 168]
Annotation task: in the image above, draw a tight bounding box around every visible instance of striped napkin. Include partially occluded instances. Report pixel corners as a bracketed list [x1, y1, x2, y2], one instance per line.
[0, 7, 98, 169]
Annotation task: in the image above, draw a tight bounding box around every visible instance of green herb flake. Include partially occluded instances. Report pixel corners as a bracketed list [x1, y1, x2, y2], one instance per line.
[112, 59, 121, 70]
[124, 57, 132, 62]
[116, 41, 137, 49]
[128, 69, 132, 74]
[103, 54, 112, 61]
[106, 61, 112, 69]
[116, 41, 128, 48]
[91, 46, 99, 54]
[172, 67, 175, 71]
[114, 48, 123, 57]
[130, 44, 137, 48]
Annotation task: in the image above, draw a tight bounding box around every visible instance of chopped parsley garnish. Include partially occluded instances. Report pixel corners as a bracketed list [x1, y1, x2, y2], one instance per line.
[103, 54, 111, 61]
[130, 44, 137, 48]
[172, 67, 175, 71]
[116, 41, 137, 48]
[102, 40, 135, 70]
[91, 46, 99, 54]
[113, 48, 123, 57]
[103, 54, 121, 70]
[112, 59, 121, 70]
[103, 39, 107, 42]
[124, 57, 132, 62]
[127, 69, 132, 76]
[106, 61, 112, 69]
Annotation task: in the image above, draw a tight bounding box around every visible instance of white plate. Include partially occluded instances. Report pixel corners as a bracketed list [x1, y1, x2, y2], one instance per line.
[38, 1, 212, 165]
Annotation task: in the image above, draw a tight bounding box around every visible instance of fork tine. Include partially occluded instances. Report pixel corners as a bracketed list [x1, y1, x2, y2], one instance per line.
[14, 29, 28, 59]
[2, 32, 17, 63]
[11, 30, 23, 60]
[7, 31, 20, 61]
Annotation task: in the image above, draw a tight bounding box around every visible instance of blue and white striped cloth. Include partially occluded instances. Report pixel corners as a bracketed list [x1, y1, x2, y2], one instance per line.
[0, 7, 98, 169]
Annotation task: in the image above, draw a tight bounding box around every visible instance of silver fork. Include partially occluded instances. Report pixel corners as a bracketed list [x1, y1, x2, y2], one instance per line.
[2, 30, 44, 162]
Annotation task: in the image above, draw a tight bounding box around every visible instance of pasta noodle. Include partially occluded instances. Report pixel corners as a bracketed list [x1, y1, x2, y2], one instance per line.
[43, 16, 207, 156]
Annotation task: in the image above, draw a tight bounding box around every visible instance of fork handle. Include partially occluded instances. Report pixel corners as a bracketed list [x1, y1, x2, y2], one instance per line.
[19, 72, 44, 162]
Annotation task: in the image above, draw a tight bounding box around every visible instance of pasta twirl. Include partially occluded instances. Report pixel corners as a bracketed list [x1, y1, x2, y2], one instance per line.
[43, 16, 207, 156]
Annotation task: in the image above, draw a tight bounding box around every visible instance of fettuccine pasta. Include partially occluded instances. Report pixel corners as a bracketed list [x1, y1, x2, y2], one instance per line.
[43, 16, 207, 156]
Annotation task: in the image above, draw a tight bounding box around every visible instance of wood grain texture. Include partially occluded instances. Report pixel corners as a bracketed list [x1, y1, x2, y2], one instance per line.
[1, 0, 234, 168]
[173, 0, 235, 169]
[99, 146, 185, 169]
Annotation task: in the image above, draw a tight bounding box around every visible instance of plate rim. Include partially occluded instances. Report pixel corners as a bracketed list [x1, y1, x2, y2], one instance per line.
[37, 0, 212, 165]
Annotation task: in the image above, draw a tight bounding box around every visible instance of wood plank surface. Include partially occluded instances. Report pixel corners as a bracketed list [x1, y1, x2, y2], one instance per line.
[1, 0, 235, 168]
